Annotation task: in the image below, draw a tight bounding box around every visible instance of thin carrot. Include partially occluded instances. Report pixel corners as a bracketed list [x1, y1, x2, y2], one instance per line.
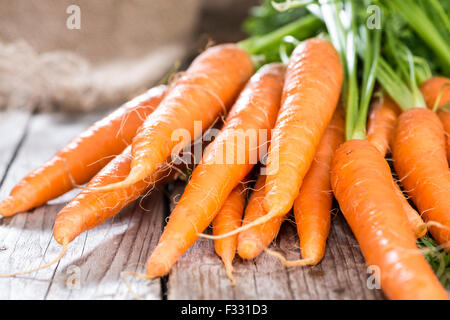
[331, 139, 448, 300]
[94, 44, 254, 191]
[53, 146, 181, 246]
[145, 63, 285, 278]
[237, 174, 284, 260]
[212, 181, 247, 285]
[392, 108, 450, 251]
[366, 94, 427, 238]
[366, 94, 400, 156]
[0, 85, 167, 217]
[420, 76, 450, 162]
[285, 107, 345, 266]
[206, 38, 343, 238]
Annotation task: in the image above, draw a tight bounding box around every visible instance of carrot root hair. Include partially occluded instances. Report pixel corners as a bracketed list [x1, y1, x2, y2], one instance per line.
[0, 243, 68, 277]
[119, 271, 154, 300]
[197, 210, 279, 240]
[223, 261, 236, 286]
[263, 248, 315, 267]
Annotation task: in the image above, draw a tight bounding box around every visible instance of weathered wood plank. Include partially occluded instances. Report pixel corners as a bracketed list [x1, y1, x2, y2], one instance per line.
[166, 182, 386, 300]
[0, 110, 33, 186]
[0, 111, 165, 299]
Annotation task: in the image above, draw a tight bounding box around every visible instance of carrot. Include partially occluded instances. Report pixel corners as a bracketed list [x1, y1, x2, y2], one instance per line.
[206, 38, 343, 238]
[53, 146, 181, 246]
[331, 139, 448, 300]
[212, 181, 247, 285]
[0, 85, 167, 217]
[420, 76, 450, 162]
[94, 44, 255, 191]
[392, 108, 450, 250]
[237, 174, 284, 260]
[0, 145, 181, 277]
[366, 94, 400, 156]
[366, 95, 427, 238]
[145, 63, 285, 278]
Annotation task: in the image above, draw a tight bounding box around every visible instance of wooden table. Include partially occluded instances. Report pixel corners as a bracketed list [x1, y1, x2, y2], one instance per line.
[0, 108, 391, 300]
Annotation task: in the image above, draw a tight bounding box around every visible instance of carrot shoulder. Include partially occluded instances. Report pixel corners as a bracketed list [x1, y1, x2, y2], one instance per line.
[331, 139, 448, 300]
[145, 63, 285, 278]
[96, 44, 255, 191]
[0, 85, 167, 217]
[53, 146, 179, 246]
[212, 181, 247, 284]
[392, 108, 450, 250]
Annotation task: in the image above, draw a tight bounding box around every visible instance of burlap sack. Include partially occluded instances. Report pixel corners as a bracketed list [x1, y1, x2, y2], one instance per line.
[0, 0, 201, 112]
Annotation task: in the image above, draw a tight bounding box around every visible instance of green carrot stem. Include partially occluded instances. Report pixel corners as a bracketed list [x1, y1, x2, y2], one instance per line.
[238, 14, 322, 55]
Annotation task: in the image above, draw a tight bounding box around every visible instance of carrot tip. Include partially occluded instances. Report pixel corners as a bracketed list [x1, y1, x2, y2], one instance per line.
[237, 240, 261, 260]
[223, 261, 236, 286]
[0, 197, 20, 217]
[264, 248, 316, 267]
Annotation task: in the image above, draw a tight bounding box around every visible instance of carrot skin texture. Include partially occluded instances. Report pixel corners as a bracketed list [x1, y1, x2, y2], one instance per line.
[145, 63, 285, 278]
[212, 182, 247, 283]
[331, 139, 448, 300]
[107, 44, 254, 190]
[420, 76, 450, 162]
[265, 38, 343, 218]
[237, 174, 284, 260]
[366, 95, 427, 238]
[53, 146, 177, 245]
[0, 86, 167, 216]
[294, 108, 345, 264]
[367, 95, 400, 156]
[392, 108, 450, 249]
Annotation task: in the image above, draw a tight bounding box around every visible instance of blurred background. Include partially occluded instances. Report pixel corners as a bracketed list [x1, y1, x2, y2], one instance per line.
[0, 0, 257, 113]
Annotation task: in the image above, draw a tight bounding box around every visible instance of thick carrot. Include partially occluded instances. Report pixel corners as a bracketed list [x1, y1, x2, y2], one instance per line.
[145, 63, 285, 278]
[209, 38, 343, 238]
[0, 85, 167, 217]
[95, 44, 254, 191]
[237, 174, 284, 260]
[366, 95, 427, 238]
[392, 108, 450, 250]
[331, 139, 448, 300]
[420, 76, 450, 162]
[212, 181, 247, 284]
[53, 146, 180, 246]
[366, 94, 400, 156]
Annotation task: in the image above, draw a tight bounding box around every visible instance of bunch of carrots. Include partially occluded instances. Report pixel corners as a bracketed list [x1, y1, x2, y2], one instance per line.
[0, 0, 449, 300]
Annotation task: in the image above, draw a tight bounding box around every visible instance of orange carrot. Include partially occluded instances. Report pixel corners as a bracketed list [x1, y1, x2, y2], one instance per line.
[0, 85, 167, 217]
[53, 146, 180, 246]
[331, 139, 448, 300]
[366, 94, 400, 155]
[212, 181, 247, 284]
[420, 76, 450, 162]
[392, 108, 450, 250]
[366, 95, 427, 238]
[0, 145, 182, 277]
[208, 38, 343, 238]
[237, 174, 284, 260]
[288, 107, 345, 265]
[145, 63, 285, 278]
[95, 44, 254, 191]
